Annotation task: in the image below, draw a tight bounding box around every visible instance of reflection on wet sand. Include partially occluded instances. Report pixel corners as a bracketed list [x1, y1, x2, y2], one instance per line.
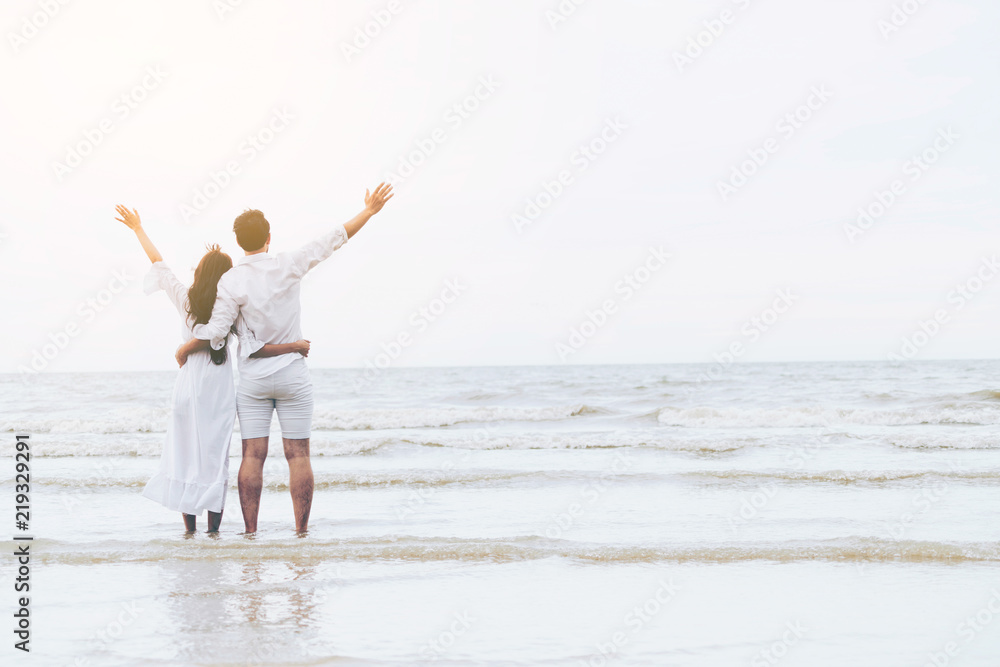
[157, 535, 341, 664]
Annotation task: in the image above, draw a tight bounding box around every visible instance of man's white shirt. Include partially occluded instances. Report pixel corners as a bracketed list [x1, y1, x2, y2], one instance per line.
[193, 225, 349, 380]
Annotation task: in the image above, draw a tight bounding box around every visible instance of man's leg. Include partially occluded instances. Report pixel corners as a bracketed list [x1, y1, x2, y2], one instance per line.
[283, 438, 313, 533]
[238, 437, 269, 533]
[274, 360, 315, 533]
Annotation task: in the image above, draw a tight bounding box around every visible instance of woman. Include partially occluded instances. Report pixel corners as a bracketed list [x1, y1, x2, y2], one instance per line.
[116, 205, 310, 532]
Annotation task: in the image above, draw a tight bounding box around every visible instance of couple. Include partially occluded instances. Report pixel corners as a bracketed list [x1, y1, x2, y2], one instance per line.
[116, 183, 394, 534]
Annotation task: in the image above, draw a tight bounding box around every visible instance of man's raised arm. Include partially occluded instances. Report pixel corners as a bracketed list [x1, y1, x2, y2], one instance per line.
[285, 183, 394, 278]
[345, 182, 393, 239]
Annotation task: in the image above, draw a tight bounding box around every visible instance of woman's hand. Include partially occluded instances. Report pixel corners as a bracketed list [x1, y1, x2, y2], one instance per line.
[293, 339, 311, 357]
[116, 205, 163, 263]
[115, 205, 142, 231]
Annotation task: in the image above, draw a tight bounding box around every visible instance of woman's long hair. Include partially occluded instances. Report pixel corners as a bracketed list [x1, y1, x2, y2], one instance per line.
[186, 244, 233, 365]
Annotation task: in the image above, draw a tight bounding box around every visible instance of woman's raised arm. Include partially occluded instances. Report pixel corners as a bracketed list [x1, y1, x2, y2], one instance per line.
[115, 205, 163, 264]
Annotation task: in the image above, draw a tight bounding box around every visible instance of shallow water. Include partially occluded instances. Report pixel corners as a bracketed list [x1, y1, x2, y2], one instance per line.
[2, 361, 1000, 665]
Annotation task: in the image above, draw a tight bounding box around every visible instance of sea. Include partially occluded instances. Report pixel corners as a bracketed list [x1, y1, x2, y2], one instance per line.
[1, 360, 999, 666]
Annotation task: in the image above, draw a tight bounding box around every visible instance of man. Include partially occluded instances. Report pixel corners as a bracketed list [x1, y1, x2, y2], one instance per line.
[175, 183, 394, 534]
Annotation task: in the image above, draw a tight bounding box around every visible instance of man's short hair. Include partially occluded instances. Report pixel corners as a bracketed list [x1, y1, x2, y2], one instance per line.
[233, 209, 270, 252]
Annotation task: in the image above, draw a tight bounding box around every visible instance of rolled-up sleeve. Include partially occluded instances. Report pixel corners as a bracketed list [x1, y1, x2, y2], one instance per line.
[283, 225, 349, 279]
[192, 283, 239, 350]
[234, 314, 266, 361]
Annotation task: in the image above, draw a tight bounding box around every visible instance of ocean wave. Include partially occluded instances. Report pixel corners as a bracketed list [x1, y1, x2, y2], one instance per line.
[0, 430, 765, 458]
[886, 433, 1000, 450]
[392, 432, 756, 453]
[21, 467, 1000, 491]
[311, 405, 602, 430]
[656, 404, 1000, 427]
[2, 430, 993, 458]
[25, 536, 1000, 565]
[862, 390, 1000, 403]
[0, 434, 168, 457]
[2, 428, 993, 458]
[22, 469, 589, 491]
[11, 435, 396, 458]
[0, 404, 601, 437]
[967, 389, 1000, 401]
[681, 469, 1000, 485]
[0, 407, 172, 435]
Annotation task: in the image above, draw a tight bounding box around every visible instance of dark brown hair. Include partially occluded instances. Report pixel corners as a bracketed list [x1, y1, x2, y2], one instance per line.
[186, 244, 233, 365]
[233, 209, 270, 252]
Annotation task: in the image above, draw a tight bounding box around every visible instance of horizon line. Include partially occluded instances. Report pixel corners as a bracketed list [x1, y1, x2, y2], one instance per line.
[5, 356, 1000, 377]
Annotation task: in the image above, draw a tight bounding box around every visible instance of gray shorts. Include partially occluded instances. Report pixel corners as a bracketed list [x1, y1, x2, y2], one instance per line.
[236, 359, 313, 440]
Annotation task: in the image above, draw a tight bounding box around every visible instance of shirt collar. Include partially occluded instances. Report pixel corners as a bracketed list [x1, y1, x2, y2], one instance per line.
[239, 252, 271, 265]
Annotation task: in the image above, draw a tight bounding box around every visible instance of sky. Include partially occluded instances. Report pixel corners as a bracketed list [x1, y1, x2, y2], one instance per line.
[1, 0, 997, 373]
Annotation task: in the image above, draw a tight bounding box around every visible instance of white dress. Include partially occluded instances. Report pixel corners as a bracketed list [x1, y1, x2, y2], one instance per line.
[141, 261, 246, 515]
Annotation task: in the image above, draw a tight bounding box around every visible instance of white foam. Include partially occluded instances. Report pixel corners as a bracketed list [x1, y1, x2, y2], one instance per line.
[312, 404, 596, 430]
[0, 404, 596, 437]
[656, 404, 1000, 428]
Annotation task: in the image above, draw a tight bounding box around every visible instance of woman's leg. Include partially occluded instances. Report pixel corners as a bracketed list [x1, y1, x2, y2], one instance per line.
[183, 513, 197, 531]
[207, 510, 223, 533]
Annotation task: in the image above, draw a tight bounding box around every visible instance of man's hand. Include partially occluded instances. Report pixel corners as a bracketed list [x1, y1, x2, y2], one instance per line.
[293, 339, 311, 357]
[175, 338, 204, 368]
[364, 182, 394, 215]
[115, 205, 142, 231]
[345, 183, 395, 239]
